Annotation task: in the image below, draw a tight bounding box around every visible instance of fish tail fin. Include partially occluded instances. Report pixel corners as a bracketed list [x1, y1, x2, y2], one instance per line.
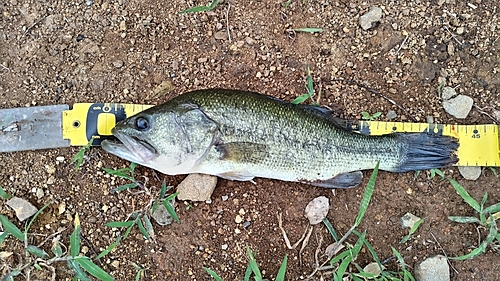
[394, 133, 459, 172]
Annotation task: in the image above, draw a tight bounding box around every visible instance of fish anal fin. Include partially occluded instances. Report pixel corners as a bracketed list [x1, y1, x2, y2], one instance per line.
[217, 171, 255, 181]
[307, 171, 363, 188]
[215, 142, 267, 164]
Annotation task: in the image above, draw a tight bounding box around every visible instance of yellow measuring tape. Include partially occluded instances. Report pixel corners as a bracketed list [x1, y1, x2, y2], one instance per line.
[357, 121, 500, 167]
[62, 103, 152, 146]
[61, 103, 500, 167]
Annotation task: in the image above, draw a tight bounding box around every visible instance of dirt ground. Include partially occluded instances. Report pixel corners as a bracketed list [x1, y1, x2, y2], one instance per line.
[1, 0, 500, 280]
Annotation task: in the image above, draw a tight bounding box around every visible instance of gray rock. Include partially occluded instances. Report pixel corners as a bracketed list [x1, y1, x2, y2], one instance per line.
[112, 60, 124, 68]
[414, 255, 450, 281]
[493, 110, 500, 122]
[304, 196, 329, 225]
[458, 166, 481, 180]
[442, 94, 473, 119]
[151, 200, 175, 226]
[400, 212, 421, 229]
[6, 197, 38, 222]
[177, 174, 217, 201]
[214, 31, 228, 40]
[387, 110, 397, 120]
[359, 7, 383, 30]
[441, 86, 457, 100]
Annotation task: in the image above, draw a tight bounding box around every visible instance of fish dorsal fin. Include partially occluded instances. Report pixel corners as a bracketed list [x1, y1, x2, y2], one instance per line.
[215, 142, 267, 164]
[296, 104, 352, 131]
[306, 171, 363, 188]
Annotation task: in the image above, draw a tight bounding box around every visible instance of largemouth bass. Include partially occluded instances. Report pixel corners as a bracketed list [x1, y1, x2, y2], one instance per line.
[102, 89, 459, 188]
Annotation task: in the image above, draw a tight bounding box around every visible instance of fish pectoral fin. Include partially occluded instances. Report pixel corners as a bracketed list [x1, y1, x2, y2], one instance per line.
[215, 142, 267, 163]
[309, 171, 363, 188]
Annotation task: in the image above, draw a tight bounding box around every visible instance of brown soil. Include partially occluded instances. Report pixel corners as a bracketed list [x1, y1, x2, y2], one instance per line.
[1, 0, 499, 280]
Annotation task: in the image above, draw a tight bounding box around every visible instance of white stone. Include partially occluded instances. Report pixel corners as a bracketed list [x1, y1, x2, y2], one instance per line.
[359, 7, 383, 30]
[177, 174, 217, 201]
[458, 166, 481, 180]
[442, 95, 473, 119]
[6, 197, 38, 221]
[304, 196, 329, 225]
[415, 255, 450, 281]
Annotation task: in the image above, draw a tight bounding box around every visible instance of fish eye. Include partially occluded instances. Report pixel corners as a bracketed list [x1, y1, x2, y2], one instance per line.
[135, 116, 150, 131]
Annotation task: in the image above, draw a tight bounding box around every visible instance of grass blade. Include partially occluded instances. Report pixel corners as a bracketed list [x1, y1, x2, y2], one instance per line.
[143, 215, 154, 240]
[70, 214, 81, 257]
[452, 216, 497, 260]
[293, 28, 323, 33]
[137, 217, 150, 240]
[243, 263, 252, 281]
[352, 229, 384, 273]
[123, 218, 139, 240]
[355, 162, 379, 227]
[26, 245, 50, 259]
[68, 259, 91, 281]
[448, 179, 480, 212]
[0, 215, 24, 241]
[111, 183, 138, 193]
[179, 0, 220, 14]
[0, 231, 9, 244]
[275, 255, 288, 281]
[162, 193, 179, 223]
[75, 256, 115, 281]
[246, 247, 262, 280]
[95, 235, 121, 260]
[25, 200, 52, 234]
[483, 202, 500, 214]
[0, 186, 12, 199]
[51, 240, 63, 257]
[400, 218, 424, 243]
[448, 216, 481, 224]
[71, 137, 94, 170]
[291, 94, 310, 105]
[159, 180, 169, 199]
[106, 221, 135, 228]
[203, 267, 224, 281]
[323, 218, 339, 242]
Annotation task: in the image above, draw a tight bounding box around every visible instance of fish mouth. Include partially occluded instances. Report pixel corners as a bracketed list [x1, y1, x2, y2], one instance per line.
[101, 130, 157, 164]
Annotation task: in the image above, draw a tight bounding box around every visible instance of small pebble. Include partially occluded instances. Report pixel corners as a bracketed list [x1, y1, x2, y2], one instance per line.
[359, 7, 383, 30]
[305, 196, 329, 225]
[235, 215, 243, 224]
[113, 60, 124, 68]
[6, 197, 39, 221]
[414, 255, 450, 281]
[151, 200, 175, 226]
[442, 94, 473, 119]
[177, 174, 217, 201]
[386, 110, 397, 120]
[221, 195, 229, 201]
[221, 244, 228, 250]
[458, 166, 481, 180]
[400, 212, 421, 229]
[441, 86, 457, 100]
[214, 31, 227, 40]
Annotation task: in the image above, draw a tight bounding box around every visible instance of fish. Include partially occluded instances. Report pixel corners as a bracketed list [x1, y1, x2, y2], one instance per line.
[101, 89, 459, 188]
